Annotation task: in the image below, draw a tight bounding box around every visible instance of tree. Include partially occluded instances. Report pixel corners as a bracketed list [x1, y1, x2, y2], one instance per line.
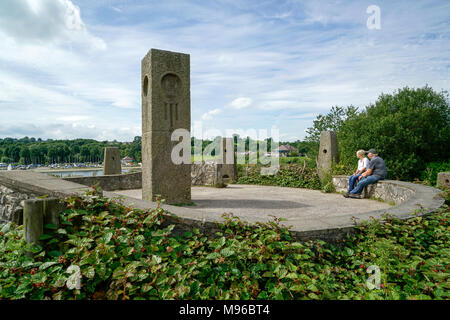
[305, 106, 358, 143]
[1, 156, 11, 163]
[29, 145, 40, 164]
[80, 146, 90, 162]
[19, 146, 31, 165]
[339, 86, 450, 181]
[47, 146, 58, 164]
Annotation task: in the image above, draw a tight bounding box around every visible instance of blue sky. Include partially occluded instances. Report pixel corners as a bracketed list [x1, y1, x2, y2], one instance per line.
[0, 0, 449, 141]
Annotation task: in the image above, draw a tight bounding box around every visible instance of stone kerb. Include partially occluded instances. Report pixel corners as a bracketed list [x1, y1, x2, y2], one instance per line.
[332, 175, 444, 218]
[0, 171, 92, 224]
[0, 171, 90, 199]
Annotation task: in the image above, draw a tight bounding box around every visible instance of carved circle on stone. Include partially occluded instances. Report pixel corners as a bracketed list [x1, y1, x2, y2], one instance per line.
[161, 73, 182, 100]
[143, 76, 149, 97]
[323, 149, 327, 154]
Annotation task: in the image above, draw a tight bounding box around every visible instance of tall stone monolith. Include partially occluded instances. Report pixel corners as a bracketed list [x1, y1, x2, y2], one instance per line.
[317, 131, 339, 181]
[141, 49, 191, 204]
[103, 147, 121, 175]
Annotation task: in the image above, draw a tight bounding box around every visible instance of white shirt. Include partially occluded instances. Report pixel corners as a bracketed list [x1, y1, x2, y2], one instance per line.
[357, 157, 370, 172]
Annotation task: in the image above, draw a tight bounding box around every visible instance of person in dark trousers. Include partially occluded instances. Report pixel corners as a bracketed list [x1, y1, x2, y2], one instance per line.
[348, 149, 370, 194]
[344, 149, 387, 199]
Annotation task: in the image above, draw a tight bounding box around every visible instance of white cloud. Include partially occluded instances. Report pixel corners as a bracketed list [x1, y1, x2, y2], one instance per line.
[56, 115, 91, 122]
[230, 97, 253, 109]
[201, 108, 222, 121]
[0, 0, 448, 142]
[0, 0, 105, 49]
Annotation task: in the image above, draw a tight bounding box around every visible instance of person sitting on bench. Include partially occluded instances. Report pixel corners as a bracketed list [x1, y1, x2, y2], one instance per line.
[347, 149, 370, 194]
[344, 149, 387, 199]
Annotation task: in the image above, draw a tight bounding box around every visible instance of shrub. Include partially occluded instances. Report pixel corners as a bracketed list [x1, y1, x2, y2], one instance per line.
[338, 86, 450, 181]
[420, 161, 450, 186]
[320, 172, 336, 193]
[236, 164, 321, 190]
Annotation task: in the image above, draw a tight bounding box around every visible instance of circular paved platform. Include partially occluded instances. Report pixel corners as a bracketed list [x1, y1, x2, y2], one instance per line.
[113, 184, 391, 234]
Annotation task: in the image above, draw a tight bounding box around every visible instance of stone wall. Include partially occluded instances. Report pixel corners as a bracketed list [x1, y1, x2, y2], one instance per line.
[63, 163, 233, 190]
[63, 172, 142, 191]
[0, 185, 36, 224]
[191, 162, 222, 186]
[0, 171, 90, 225]
[333, 175, 417, 204]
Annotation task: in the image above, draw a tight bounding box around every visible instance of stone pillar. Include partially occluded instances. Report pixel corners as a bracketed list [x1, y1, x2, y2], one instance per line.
[317, 131, 339, 180]
[103, 147, 121, 175]
[141, 49, 191, 204]
[220, 137, 236, 182]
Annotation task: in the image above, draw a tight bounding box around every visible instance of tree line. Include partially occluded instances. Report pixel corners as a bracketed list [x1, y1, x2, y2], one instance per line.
[0, 134, 308, 166]
[0, 137, 142, 165]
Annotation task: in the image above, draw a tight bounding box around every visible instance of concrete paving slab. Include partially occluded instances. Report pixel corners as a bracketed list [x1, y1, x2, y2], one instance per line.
[112, 184, 392, 233]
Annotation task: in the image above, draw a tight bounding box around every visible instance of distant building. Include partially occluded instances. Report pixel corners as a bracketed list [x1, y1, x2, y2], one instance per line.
[274, 144, 299, 157]
[122, 156, 134, 166]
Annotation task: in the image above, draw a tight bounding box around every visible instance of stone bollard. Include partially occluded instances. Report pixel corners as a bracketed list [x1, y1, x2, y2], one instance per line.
[23, 199, 44, 245]
[23, 198, 62, 245]
[43, 198, 61, 229]
[436, 172, 450, 189]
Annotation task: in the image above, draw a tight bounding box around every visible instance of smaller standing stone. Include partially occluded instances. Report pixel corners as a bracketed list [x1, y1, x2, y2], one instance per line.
[103, 147, 122, 175]
[437, 172, 450, 189]
[317, 131, 339, 181]
[220, 138, 236, 183]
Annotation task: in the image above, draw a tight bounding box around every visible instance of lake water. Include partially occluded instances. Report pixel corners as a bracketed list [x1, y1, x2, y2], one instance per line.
[46, 169, 131, 178]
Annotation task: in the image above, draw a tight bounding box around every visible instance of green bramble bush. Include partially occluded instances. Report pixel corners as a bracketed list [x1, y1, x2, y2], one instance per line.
[236, 164, 321, 190]
[338, 86, 449, 181]
[0, 188, 448, 300]
[420, 161, 450, 186]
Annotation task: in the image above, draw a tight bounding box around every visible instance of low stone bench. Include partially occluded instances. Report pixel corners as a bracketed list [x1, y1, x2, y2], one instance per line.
[333, 175, 415, 204]
[332, 175, 444, 216]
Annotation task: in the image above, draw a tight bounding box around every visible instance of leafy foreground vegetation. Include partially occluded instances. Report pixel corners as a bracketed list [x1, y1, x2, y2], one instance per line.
[0, 189, 448, 300]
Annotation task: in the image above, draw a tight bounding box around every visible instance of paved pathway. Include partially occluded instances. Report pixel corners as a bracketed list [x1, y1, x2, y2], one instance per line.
[113, 184, 391, 231]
